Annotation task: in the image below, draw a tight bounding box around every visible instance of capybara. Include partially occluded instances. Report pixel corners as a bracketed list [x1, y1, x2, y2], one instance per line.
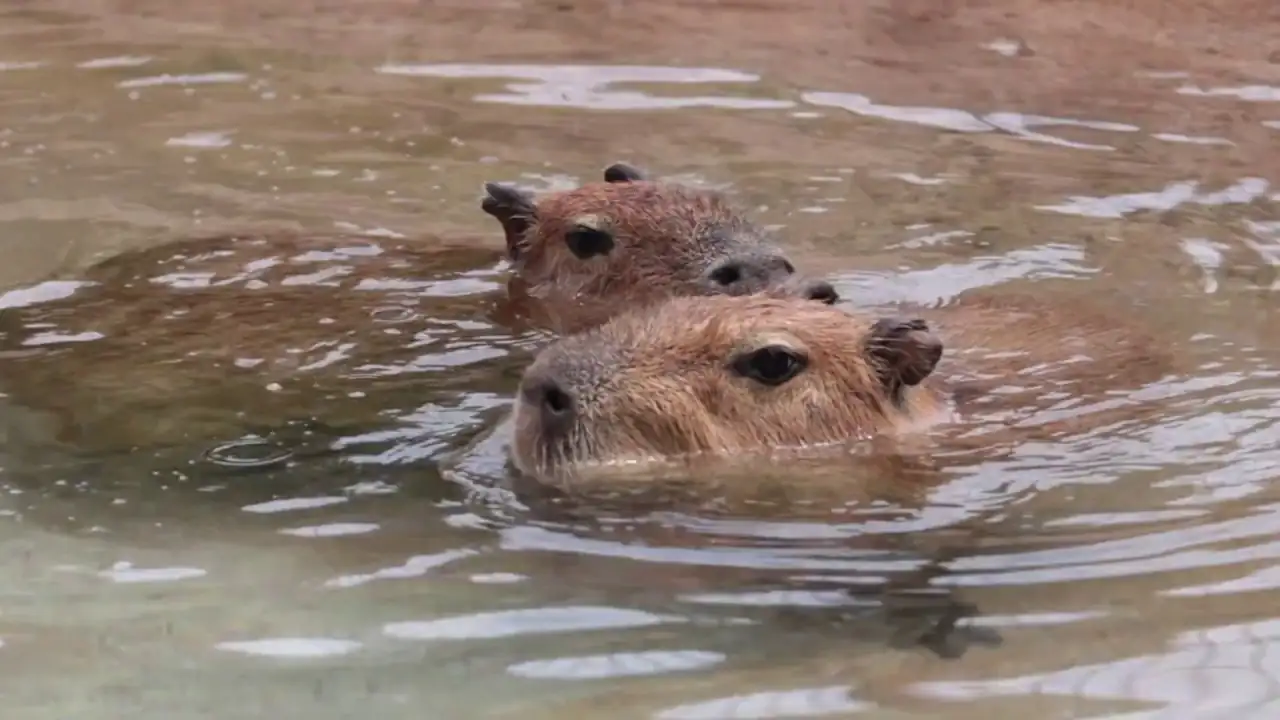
[0, 162, 833, 458]
[511, 292, 1175, 481]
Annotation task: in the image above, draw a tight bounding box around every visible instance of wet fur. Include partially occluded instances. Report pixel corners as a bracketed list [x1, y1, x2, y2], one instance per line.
[0, 163, 823, 454]
[513, 291, 1178, 482]
[503, 179, 810, 333]
[513, 295, 950, 479]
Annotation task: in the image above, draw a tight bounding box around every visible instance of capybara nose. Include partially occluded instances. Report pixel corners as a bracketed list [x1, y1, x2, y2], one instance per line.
[705, 253, 796, 295]
[803, 279, 839, 305]
[521, 374, 576, 429]
[706, 260, 750, 289]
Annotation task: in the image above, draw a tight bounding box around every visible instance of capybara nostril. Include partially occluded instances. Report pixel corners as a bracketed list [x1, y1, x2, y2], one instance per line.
[706, 254, 795, 294]
[709, 263, 744, 287]
[542, 385, 573, 418]
[804, 279, 839, 305]
[521, 375, 576, 427]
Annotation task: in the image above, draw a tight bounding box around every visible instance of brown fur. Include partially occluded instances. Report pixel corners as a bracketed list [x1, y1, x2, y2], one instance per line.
[487, 165, 835, 333]
[0, 163, 831, 454]
[0, 232, 519, 453]
[511, 292, 1179, 482]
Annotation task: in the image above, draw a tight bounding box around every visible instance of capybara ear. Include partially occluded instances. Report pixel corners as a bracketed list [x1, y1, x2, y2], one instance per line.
[481, 182, 537, 258]
[867, 318, 943, 397]
[603, 162, 647, 183]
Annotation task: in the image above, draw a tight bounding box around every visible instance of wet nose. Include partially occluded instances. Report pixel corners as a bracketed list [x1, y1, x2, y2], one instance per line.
[520, 373, 577, 430]
[706, 253, 796, 295]
[802, 279, 839, 305]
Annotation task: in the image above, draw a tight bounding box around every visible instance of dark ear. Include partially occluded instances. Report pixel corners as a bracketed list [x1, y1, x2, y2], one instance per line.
[481, 182, 537, 259]
[867, 318, 943, 401]
[603, 162, 647, 183]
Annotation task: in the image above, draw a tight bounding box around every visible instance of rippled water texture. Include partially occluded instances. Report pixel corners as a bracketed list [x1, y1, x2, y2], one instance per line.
[0, 1, 1279, 718]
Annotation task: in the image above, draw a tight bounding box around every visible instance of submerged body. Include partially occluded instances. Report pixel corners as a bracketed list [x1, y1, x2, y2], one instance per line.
[511, 291, 1177, 484]
[0, 162, 833, 457]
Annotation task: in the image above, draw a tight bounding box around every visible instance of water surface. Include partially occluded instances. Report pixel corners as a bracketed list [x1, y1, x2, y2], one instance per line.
[1, 2, 1279, 718]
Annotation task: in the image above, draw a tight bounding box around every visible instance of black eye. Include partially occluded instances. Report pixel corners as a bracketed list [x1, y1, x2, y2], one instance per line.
[564, 226, 615, 260]
[731, 345, 807, 387]
[709, 264, 742, 286]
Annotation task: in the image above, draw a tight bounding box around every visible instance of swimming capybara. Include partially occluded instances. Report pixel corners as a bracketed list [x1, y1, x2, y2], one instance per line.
[0, 162, 834, 459]
[490, 161, 836, 332]
[511, 292, 1176, 482]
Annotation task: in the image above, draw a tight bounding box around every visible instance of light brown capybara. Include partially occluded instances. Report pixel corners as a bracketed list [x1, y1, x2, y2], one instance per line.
[510, 291, 1176, 484]
[490, 161, 836, 333]
[0, 162, 834, 457]
[502, 290, 1182, 661]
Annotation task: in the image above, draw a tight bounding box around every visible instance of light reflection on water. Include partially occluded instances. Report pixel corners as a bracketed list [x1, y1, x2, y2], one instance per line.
[0, 4, 1278, 720]
[376, 64, 798, 111]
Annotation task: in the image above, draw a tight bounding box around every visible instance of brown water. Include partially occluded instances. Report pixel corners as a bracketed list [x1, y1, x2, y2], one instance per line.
[1, 1, 1280, 718]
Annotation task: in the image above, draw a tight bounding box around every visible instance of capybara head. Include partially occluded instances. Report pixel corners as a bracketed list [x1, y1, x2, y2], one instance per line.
[481, 162, 838, 307]
[511, 294, 945, 478]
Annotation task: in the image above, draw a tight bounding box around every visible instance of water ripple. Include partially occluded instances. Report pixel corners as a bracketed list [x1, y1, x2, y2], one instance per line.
[278, 522, 380, 538]
[241, 496, 349, 514]
[324, 547, 480, 588]
[1036, 178, 1270, 218]
[1, 10, 1278, 719]
[912, 617, 1280, 716]
[0, 280, 94, 310]
[835, 242, 1093, 306]
[98, 562, 207, 584]
[507, 650, 725, 680]
[377, 63, 794, 111]
[656, 686, 872, 719]
[214, 638, 363, 659]
[1178, 84, 1280, 102]
[77, 55, 153, 69]
[803, 91, 1139, 149]
[383, 606, 683, 641]
[117, 72, 248, 89]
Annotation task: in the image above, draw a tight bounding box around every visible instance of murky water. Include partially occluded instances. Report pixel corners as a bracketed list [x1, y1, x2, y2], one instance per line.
[1, 2, 1280, 718]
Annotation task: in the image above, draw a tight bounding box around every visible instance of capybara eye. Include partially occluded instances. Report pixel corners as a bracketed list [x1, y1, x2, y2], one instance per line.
[709, 264, 743, 287]
[564, 226, 616, 260]
[732, 345, 807, 387]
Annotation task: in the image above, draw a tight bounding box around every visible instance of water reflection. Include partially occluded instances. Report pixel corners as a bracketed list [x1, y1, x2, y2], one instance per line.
[76, 55, 154, 69]
[1152, 132, 1234, 146]
[1177, 84, 1280, 102]
[507, 649, 726, 680]
[164, 130, 234, 149]
[376, 63, 796, 111]
[1036, 177, 1270, 218]
[382, 606, 682, 641]
[0, 2, 1279, 719]
[802, 91, 1141, 150]
[277, 522, 379, 538]
[913, 618, 1280, 716]
[118, 71, 249, 89]
[326, 547, 480, 589]
[656, 686, 872, 719]
[215, 638, 364, 658]
[0, 280, 93, 310]
[98, 562, 207, 584]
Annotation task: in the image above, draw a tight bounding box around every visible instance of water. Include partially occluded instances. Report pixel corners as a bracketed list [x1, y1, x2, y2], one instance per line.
[0, 1, 1279, 718]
